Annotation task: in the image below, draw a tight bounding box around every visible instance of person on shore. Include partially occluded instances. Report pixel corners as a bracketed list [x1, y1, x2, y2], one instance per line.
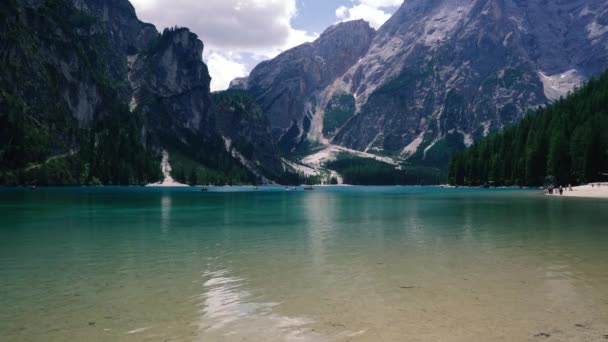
[592, 183, 595, 188]
[559, 186, 564, 195]
[547, 185, 554, 195]
[568, 184, 573, 191]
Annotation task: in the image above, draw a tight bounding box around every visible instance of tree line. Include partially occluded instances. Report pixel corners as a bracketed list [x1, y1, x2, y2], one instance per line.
[326, 153, 444, 186]
[448, 71, 608, 187]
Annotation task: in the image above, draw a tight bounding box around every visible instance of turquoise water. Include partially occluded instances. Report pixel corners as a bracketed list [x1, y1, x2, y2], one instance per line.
[1, 187, 608, 341]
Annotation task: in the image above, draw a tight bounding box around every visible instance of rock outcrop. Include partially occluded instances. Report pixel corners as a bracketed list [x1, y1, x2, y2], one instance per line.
[131, 28, 213, 139]
[212, 90, 283, 179]
[0, 0, 282, 185]
[234, 0, 608, 168]
[333, 0, 608, 167]
[233, 20, 376, 152]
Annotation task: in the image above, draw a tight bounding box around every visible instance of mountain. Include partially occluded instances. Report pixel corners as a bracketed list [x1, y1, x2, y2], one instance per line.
[4, 0, 607, 186]
[235, 0, 608, 168]
[0, 0, 161, 185]
[0, 0, 283, 186]
[448, 70, 608, 187]
[334, 0, 608, 167]
[231, 20, 376, 153]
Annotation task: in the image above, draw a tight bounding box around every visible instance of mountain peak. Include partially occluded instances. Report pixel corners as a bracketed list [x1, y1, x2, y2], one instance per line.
[331, 0, 608, 162]
[232, 18, 376, 152]
[321, 19, 375, 38]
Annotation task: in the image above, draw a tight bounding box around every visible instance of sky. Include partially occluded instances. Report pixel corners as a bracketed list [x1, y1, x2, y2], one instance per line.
[130, 0, 402, 91]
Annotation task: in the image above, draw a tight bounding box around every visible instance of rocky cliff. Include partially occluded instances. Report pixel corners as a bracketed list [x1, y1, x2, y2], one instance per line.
[212, 90, 283, 180]
[235, 0, 608, 168]
[0, 0, 282, 185]
[333, 0, 608, 167]
[131, 28, 213, 141]
[232, 20, 376, 152]
[129, 27, 284, 181]
[0, 0, 165, 185]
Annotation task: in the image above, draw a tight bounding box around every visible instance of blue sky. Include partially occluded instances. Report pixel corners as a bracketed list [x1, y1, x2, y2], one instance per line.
[293, 0, 351, 33]
[131, 0, 401, 90]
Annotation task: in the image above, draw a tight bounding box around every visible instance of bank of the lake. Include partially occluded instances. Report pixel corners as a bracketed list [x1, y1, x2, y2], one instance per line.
[1, 187, 607, 342]
[547, 183, 608, 199]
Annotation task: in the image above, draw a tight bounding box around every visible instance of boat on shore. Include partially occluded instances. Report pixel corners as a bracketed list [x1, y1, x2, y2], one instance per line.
[304, 186, 314, 191]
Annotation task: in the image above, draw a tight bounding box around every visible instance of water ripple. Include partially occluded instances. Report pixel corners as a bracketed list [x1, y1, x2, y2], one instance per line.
[197, 268, 329, 341]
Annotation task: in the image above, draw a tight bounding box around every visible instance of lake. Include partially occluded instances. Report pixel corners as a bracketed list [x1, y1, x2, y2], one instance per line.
[1, 187, 607, 341]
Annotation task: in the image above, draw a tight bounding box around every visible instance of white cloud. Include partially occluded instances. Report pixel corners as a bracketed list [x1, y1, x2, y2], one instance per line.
[131, 0, 317, 90]
[335, 0, 402, 29]
[204, 52, 248, 92]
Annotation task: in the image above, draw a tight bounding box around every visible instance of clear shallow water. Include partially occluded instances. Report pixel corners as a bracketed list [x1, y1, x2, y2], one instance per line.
[1, 187, 608, 342]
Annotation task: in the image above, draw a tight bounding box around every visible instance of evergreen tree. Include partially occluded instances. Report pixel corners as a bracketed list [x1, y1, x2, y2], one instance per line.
[449, 70, 608, 187]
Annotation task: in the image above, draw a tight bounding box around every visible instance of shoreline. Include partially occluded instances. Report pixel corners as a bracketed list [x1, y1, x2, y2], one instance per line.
[546, 183, 608, 199]
[0, 184, 536, 190]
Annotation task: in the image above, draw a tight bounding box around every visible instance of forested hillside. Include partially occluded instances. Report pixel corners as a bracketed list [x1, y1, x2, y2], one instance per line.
[0, 0, 282, 186]
[448, 71, 608, 187]
[326, 154, 444, 186]
[0, 0, 161, 186]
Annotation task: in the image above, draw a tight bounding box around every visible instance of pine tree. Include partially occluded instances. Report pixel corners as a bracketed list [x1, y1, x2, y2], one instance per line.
[449, 70, 608, 186]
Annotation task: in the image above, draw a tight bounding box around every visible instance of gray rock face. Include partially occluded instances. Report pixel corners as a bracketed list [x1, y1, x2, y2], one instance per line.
[1, 0, 135, 128]
[131, 28, 213, 137]
[332, 0, 608, 164]
[229, 77, 249, 90]
[234, 0, 607, 167]
[70, 0, 157, 54]
[135, 29, 210, 98]
[1, 0, 282, 181]
[69, 0, 158, 106]
[71, 0, 283, 178]
[129, 28, 284, 177]
[212, 91, 283, 178]
[234, 20, 376, 151]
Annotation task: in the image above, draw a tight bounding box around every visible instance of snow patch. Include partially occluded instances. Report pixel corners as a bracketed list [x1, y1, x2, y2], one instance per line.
[364, 133, 383, 153]
[401, 133, 424, 157]
[147, 150, 189, 187]
[509, 15, 527, 32]
[282, 159, 320, 177]
[458, 130, 474, 147]
[579, 5, 592, 18]
[223, 137, 273, 184]
[538, 69, 584, 101]
[587, 21, 608, 41]
[129, 96, 138, 113]
[302, 145, 398, 169]
[127, 55, 139, 113]
[502, 32, 513, 47]
[482, 121, 491, 137]
[423, 138, 440, 158]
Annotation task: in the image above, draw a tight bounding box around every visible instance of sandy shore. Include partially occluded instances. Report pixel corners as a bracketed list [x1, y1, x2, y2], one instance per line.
[547, 183, 608, 198]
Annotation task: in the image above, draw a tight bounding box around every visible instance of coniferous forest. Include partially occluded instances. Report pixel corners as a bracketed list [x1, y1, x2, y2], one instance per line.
[326, 153, 444, 186]
[448, 71, 608, 187]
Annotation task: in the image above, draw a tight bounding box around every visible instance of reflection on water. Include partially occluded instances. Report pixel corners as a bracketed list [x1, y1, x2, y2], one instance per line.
[1, 187, 608, 341]
[161, 194, 171, 234]
[305, 193, 335, 269]
[197, 268, 326, 342]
